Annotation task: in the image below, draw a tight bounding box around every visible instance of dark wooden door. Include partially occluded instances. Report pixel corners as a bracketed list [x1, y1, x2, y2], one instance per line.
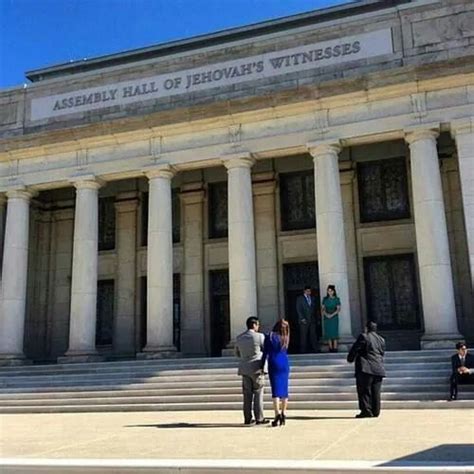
[364, 254, 421, 349]
[283, 262, 319, 354]
[209, 270, 230, 357]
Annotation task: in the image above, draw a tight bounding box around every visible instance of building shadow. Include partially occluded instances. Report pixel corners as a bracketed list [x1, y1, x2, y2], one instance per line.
[380, 444, 474, 467]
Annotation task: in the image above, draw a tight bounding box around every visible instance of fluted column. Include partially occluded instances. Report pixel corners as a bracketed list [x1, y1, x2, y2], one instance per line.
[0, 189, 34, 365]
[138, 165, 176, 358]
[223, 153, 257, 341]
[405, 127, 462, 347]
[307, 141, 353, 345]
[451, 119, 474, 297]
[60, 177, 103, 363]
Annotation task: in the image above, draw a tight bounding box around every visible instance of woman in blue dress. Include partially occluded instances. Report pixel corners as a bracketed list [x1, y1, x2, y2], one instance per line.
[263, 319, 290, 427]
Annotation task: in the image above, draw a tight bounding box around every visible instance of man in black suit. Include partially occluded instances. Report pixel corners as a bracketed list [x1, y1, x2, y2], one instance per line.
[295, 285, 319, 353]
[347, 321, 386, 418]
[449, 342, 474, 400]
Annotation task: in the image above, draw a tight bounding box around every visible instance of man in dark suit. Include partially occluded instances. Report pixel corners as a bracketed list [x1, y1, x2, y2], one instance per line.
[347, 321, 386, 418]
[449, 342, 474, 400]
[234, 316, 269, 425]
[296, 285, 319, 353]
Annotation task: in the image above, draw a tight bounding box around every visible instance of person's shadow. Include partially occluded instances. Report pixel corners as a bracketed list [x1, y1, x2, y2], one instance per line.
[125, 422, 245, 429]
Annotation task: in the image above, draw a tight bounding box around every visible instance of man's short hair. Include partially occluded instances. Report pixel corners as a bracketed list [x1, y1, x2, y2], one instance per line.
[366, 321, 377, 332]
[456, 341, 467, 350]
[246, 316, 259, 330]
[304, 285, 311, 291]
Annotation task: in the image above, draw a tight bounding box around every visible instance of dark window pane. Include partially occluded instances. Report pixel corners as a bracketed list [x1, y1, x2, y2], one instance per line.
[358, 158, 410, 223]
[209, 182, 228, 239]
[142, 189, 181, 246]
[209, 269, 230, 356]
[280, 171, 315, 231]
[96, 280, 114, 346]
[98, 197, 116, 251]
[364, 254, 420, 330]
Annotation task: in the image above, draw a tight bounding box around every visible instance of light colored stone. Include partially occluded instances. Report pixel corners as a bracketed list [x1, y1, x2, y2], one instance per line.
[141, 165, 177, 355]
[223, 153, 258, 340]
[405, 128, 462, 345]
[308, 142, 353, 342]
[0, 189, 34, 364]
[63, 178, 103, 361]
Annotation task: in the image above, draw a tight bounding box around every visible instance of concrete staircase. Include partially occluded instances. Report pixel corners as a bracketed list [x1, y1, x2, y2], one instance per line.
[0, 350, 472, 413]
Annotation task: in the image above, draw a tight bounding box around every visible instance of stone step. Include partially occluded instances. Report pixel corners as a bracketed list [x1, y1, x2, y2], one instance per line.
[1, 391, 471, 408]
[0, 375, 453, 394]
[0, 371, 451, 390]
[1, 383, 469, 400]
[0, 350, 453, 375]
[0, 363, 451, 382]
[0, 399, 473, 414]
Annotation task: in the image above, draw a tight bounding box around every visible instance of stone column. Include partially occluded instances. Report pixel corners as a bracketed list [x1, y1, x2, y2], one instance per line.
[114, 194, 138, 356]
[253, 173, 279, 332]
[0, 193, 5, 281]
[138, 165, 176, 358]
[0, 189, 34, 365]
[307, 141, 353, 346]
[451, 119, 474, 297]
[181, 184, 205, 355]
[60, 178, 103, 363]
[223, 153, 258, 341]
[405, 127, 462, 347]
[340, 169, 362, 335]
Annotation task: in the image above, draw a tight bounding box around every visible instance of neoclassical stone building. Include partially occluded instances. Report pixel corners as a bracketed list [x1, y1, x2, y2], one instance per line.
[0, 0, 473, 364]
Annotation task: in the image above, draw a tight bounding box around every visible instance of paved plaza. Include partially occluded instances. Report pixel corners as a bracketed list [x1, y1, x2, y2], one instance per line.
[1, 409, 473, 468]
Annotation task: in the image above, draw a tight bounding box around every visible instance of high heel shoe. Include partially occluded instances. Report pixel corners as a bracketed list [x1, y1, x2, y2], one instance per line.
[280, 413, 286, 426]
[271, 414, 281, 427]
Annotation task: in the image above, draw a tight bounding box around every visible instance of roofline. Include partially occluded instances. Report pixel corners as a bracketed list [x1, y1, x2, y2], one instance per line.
[26, 0, 413, 82]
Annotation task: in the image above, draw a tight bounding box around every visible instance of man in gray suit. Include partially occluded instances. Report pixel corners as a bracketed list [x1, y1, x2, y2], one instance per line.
[234, 316, 269, 425]
[296, 285, 319, 353]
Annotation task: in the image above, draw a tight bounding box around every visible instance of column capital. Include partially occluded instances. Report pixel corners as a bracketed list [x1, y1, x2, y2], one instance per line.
[5, 188, 36, 201]
[222, 151, 255, 170]
[70, 175, 104, 190]
[404, 125, 439, 145]
[306, 140, 341, 159]
[143, 164, 176, 180]
[450, 117, 474, 138]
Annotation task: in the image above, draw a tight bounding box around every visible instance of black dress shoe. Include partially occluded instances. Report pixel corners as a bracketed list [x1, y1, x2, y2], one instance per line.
[280, 413, 286, 426]
[244, 419, 256, 425]
[256, 418, 269, 425]
[448, 395, 457, 401]
[355, 412, 373, 418]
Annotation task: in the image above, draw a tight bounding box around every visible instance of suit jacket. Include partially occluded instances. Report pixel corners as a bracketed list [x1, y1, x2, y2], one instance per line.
[451, 352, 474, 374]
[347, 331, 386, 378]
[235, 329, 265, 376]
[296, 294, 317, 324]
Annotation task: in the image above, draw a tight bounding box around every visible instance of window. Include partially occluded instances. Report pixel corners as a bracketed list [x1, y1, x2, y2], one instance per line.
[208, 182, 228, 239]
[358, 157, 410, 223]
[280, 171, 315, 231]
[141, 189, 181, 246]
[98, 197, 116, 251]
[96, 280, 114, 346]
[364, 254, 420, 330]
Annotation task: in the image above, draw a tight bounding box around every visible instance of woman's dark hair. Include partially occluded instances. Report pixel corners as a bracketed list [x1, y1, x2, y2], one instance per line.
[272, 318, 290, 349]
[326, 285, 337, 297]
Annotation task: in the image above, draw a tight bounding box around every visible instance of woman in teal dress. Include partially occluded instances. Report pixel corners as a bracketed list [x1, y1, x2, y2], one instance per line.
[321, 285, 341, 353]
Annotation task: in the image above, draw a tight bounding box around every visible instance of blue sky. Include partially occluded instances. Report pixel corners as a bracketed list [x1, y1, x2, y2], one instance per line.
[0, 0, 352, 89]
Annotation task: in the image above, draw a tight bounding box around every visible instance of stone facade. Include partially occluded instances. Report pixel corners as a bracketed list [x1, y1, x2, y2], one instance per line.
[0, 0, 474, 363]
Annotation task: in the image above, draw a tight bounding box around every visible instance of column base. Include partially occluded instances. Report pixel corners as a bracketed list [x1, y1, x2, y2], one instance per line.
[136, 346, 179, 360]
[0, 354, 32, 367]
[57, 350, 105, 364]
[420, 333, 464, 350]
